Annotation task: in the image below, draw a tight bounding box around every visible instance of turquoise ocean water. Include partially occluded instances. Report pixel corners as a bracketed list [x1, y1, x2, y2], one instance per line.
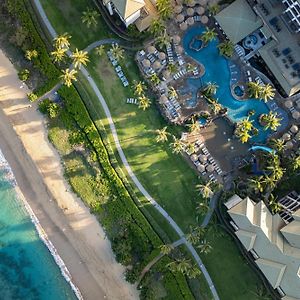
[0, 151, 77, 300]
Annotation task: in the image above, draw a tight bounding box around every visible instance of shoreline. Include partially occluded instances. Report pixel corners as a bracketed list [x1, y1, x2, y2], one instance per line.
[0, 50, 139, 299]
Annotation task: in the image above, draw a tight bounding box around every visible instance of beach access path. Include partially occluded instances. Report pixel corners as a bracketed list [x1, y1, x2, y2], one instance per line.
[0, 49, 139, 300]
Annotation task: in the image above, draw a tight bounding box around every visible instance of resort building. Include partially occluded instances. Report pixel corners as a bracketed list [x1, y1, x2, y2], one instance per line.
[225, 194, 300, 299]
[102, 0, 157, 31]
[215, 0, 300, 97]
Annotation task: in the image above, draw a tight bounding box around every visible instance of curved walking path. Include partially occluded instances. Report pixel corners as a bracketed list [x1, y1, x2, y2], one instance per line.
[32, 1, 220, 299]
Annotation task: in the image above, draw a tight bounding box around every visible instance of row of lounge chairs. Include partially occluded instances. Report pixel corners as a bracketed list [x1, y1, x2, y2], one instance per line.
[166, 44, 174, 63]
[173, 68, 187, 80]
[126, 98, 138, 105]
[107, 51, 129, 87]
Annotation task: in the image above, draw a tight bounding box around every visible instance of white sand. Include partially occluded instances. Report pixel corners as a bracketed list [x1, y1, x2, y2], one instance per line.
[0, 49, 139, 300]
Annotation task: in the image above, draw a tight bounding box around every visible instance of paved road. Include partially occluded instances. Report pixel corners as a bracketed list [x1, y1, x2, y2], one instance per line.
[32, 1, 220, 299]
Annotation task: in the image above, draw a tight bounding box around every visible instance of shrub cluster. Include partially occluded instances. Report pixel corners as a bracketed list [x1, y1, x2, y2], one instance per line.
[38, 99, 60, 118]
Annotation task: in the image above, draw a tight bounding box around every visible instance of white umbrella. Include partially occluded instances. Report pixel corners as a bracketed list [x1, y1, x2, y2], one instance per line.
[201, 15, 209, 24]
[142, 59, 150, 67]
[197, 164, 205, 172]
[283, 133, 291, 141]
[191, 154, 198, 161]
[284, 100, 293, 108]
[206, 164, 215, 173]
[292, 111, 300, 119]
[174, 5, 183, 13]
[147, 45, 156, 54]
[195, 6, 205, 15]
[158, 52, 166, 60]
[187, 17, 195, 25]
[290, 125, 299, 133]
[176, 14, 185, 23]
[173, 35, 181, 44]
[159, 94, 168, 103]
[153, 61, 161, 69]
[180, 22, 188, 30]
[187, 7, 195, 16]
[286, 141, 294, 149]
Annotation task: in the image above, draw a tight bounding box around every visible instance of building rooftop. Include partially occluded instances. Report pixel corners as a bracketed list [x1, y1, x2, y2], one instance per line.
[112, 0, 145, 20]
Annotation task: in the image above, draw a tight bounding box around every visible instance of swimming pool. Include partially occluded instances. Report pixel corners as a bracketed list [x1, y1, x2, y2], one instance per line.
[233, 85, 245, 97]
[183, 26, 288, 144]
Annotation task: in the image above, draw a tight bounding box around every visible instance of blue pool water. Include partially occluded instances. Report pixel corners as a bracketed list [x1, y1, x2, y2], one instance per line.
[198, 116, 207, 126]
[234, 85, 244, 97]
[0, 153, 76, 300]
[183, 26, 288, 144]
[190, 38, 203, 51]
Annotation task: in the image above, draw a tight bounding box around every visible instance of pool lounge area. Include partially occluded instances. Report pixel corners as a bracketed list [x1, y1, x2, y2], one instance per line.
[182, 25, 289, 144]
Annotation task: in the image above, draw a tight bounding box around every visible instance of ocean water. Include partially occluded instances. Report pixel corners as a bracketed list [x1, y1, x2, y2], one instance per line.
[0, 152, 77, 300]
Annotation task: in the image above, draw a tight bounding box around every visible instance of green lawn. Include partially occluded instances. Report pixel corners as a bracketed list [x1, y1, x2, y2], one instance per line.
[40, 0, 115, 49]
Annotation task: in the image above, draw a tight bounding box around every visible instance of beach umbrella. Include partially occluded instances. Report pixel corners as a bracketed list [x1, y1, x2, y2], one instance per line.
[206, 164, 215, 173]
[174, 5, 183, 13]
[175, 45, 184, 54]
[153, 61, 161, 69]
[179, 22, 188, 30]
[162, 70, 171, 79]
[187, 0, 196, 7]
[286, 141, 294, 149]
[159, 94, 168, 103]
[172, 35, 181, 44]
[147, 45, 156, 54]
[142, 59, 150, 67]
[197, 164, 205, 172]
[199, 154, 207, 163]
[282, 133, 291, 141]
[199, 0, 207, 6]
[195, 6, 205, 15]
[176, 14, 185, 23]
[290, 125, 299, 133]
[297, 101, 300, 109]
[187, 17, 195, 25]
[187, 7, 195, 16]
[158, 52, 166, 60]
[201, 15, 209, 24]
[292, 111, 300, 119]
[295, 132, 300, 140]
[284, 100, 293, 108]
[191, 154, 198, 161]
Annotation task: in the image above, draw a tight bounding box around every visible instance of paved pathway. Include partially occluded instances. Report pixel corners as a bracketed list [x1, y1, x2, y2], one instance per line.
[32, 1, 220, 299]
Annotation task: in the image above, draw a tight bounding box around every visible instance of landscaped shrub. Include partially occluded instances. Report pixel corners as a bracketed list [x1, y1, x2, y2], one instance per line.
[38, 98, 60, 118]
[18, 68, 30, 81]
[27, 92, 38, 102]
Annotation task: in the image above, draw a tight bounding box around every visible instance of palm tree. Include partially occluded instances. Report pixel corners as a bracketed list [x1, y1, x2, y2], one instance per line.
[201, 27, 217, 44]
[159, 244, 174, 255]
[149, 73, 160, 85]
[239, 117, 254, 131]
[203, 82, 218, 96]
[247, 81, 263, 99]
[209, 99, 222, 114]
[291, 154, 300, 171]
[236, 129, 251, 143]
[176, 258, 191, 274]
[155, 126, 169, 143]
[51, 47, 67, 63]
[270, 138, 285, 153]
[81, 8, 100, 28]
[110, 44, 124, 61]
[196, 201, 210, 217]
[156, 0, 172, 19]
[261, 175, 277, 190]
[208, 4, 220, 16]
[53, 33, 71, 49]
[167, 261, 178, 272]
[196, 181, 213, 199]
[217, 41, 234, 58]
[25, 49, 38, 60]
[132, 80, 147, 96]
[260, 83, 275, 102]
[156, 29, 171, 49]
[167, 63, 178, 74]
[186, 226, 206, 244]
[170, 136, 184, 154]
[261, 111, 282, 131]
[186, 265, 201, 279]
[187, 117, 200, 133]
[138, 95, 151, 110]
[248, 176, 265, 193]
[197, 239, 212, 254]
[186, 142, 196, 154]
[149, 18, 165, 37]
[95, 45, 105, 56]
[168, 87, 178, 99]
[267, 163, 285, 181]
[71, 48, 89, 69]
[60, 68, 78, 87]
[268, 194, 283, 214]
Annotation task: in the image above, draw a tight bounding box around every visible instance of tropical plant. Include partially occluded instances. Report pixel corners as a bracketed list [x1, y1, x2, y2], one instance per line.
[51, 47, 67, 63]
[267, 160, 285, 181]
[138, 95, 151, 110]
[186, 226, 206, 245]
[217, 41, 234, 58]
[170, 136, 185, 154]
[197, 239, 212, 254]
[167, 63, 178, 74]
[132, 80, 147, 96]
[186, 265, 201, 279]
[168, 87, 178, 99]
[261, 175, 277, 190]
[208, 4, 220, 15]
[270, 138, 285, 153]
[201, 27, 217, 44]
[60, 68, 78, 87]
[203, 82, 218, 96]
[95, 45, 105, 56]
[176, 258, 191, 273]
[110, 44, 125, 61]
[196, 201, 210, 217]
[268, 194, 282, 214]
[186, 142, 196, 154]
[156, 29, 171, 49]
[156, 0, 172, 19]
[291, 154, 300, 171]
[196, 181, 213, 199]
[81, 8, 100, 28]
[247, 81, 263, 99]
[18, 69, 30, 82]
[71, 48, 89, 69]
[260, 111, 282, 131]
[187, 117, 200, 133]
[159, 244, 174, 255]
[260, 83, 275, 102]
[155, 126, 170, 143]
[149, 73, 160, 85]
[149, 18, 166, 36]
[248, 176, 265, 193]
[25, 49, 38, 60]
[209, 99, 222, 114]
[27, 92, 38, 102]
[236, 129, 251, 143]
[53, 33, 71, 49]
[235, 117, 254, 143]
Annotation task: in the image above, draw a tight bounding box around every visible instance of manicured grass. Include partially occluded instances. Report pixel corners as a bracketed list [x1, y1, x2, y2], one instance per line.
[40, 0, 115, 49]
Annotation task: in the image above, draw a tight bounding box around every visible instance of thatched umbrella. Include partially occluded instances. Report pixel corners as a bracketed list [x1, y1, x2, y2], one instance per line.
[153, 61, 161, 69]
[284, 100, 293, 108]
[191, 154, 198, 161]
[162, 70, 171, 79]
[199, 154, 207, 163]
[142, 59, 150, 67]
[173, 35, 181, 44]
[197, 164, 205, 172]
[290, 125, 299, 133]
[195, 6, 205, 15]
[158, 52, 166, 60]
[295, 131, 300, 140]
[176, 13, 185, 23]
[199, 0, 207, 6]
[283, 133, 291, 141]
[206, 164, 215, 173]
[159, 94, 168, 104]
[187, 0, 196, 7]
[187, 7, 195, 16]
[286, 141, 294, 149]
[201, 15, 209, 24]
[297, 101, 300, 109]
[180, 22, 188, 30]
[187, 17, 195, 25]
[292, 111, 300, 119]
[174, 5, 183, 13]
[175, 45, 184, 54]
[147, 45, 156, 54]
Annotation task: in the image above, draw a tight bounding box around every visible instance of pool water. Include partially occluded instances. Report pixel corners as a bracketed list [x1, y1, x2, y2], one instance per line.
[234, 85, 244, 97]
[190, 38, 203, 51]
[183, 26, 288, 144]
[198, 116, 207, 126]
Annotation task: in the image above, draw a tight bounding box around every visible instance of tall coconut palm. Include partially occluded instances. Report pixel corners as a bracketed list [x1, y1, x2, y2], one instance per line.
[170, 136, 185, 154]
[149, 73, 160, 85]
[81, 8, 100, 28]
[71, 48, 89, 69]
[60, 68, 78, 87]
[209, 99, 222, 114]
[155, 126, 169, 143]
[168, 87, 178, 99]
[239, 117, 254, 131]
[203, 82, 218, 96]
[51, 47, 67, 63]
[261, 175, 277, 190]
[159, 244, 174, 255]
[156, 0, 172, 19]
[201, 27, 217, 44]
[291, 154, 300, 171]
[260, 83, 275, 102]
[138, 95, 151, 110]
[248, 176, 265, 193]
[217, 41, 234, 58]
[270, 138, 285, 153]
[110, 44, 124, 61]
[132, 80, 147, 96]
[186, 142, 196, 154]
[149, 18, 166, 37]
[25, 49, 38, 61]
[247, 81, 263, 99]
[196, 181, 213, 199]
[267, 163, 285, 181]
[196, 201, 210, 217]
[208, 4, 220, 15]
[167, 63, 178, 74]
[187, 117, 200, 133]
[269, 194, 282, 214]
[236, 129, 251, 143]
[186, 265, 201, 279]
[95, 45, 105, 56]
[197, 239, 212, 254]
[53, 33, 71, 49]
[176, 258, 191, 274]
[261, 111, 282, 131]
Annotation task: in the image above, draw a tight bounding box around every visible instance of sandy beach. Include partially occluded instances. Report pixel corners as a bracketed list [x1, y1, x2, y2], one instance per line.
[0, 49, 139, 300]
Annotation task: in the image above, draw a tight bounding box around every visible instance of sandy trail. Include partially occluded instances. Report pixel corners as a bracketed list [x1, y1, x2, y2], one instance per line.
[0, 49, 138, 300]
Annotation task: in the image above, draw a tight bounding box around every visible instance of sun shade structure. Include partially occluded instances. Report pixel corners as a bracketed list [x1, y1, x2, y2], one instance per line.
[162, 70, 171, 79]
[172, 35, 181, 44]
[142, 58, 150, 67]
[206, 164, 215, 172]
[195, 6, 205, 15]
[187, 17, 195, 25]
[187, 0, 195, 7]
[147, 45, 156, 54]
[199, 0, 207, 6]
[191, 154, 198, 161]
[187, 7, 195, 16]
[200, 15, 208, 24]
[159, 94, 168, 103]
[158, 52, 166, 60]
[176, 14, 185, 23]
[175, 46, 184, 54]
[284, 100, 293, 108]
[282, 133, 291, 141]
[290, 125, 298, 133]
[292, 111, 300, 119]
[113, 0, 145, 20]
[285, 140, 294, 149]
[180, 22, 188, 30]
[153, 61, 161, 69]
[197, 164, 205, 172]
[215, 0, 263, 44]
[174, 5, 183, 14]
